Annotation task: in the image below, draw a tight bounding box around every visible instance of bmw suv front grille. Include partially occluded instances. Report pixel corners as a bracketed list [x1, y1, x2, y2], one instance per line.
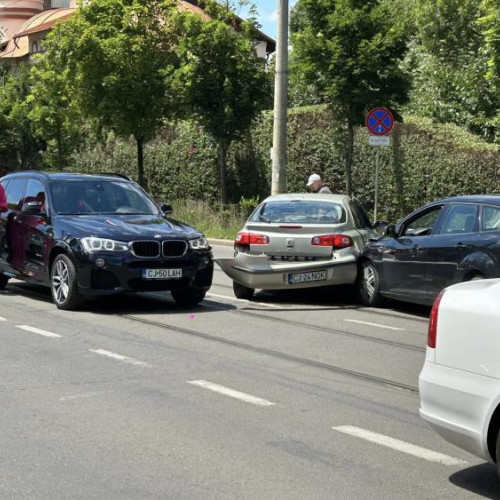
[131, 241, 160, 258]
[162, 240, 187, 257]
[130, 240, 187, 258]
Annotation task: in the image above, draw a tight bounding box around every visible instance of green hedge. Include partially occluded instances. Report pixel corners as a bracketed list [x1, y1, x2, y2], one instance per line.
[68, 106, 500, 223]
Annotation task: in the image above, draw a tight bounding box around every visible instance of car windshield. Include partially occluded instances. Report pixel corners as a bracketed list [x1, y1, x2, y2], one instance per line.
[50, 180, 158, 215]
[250, 200, 347, 224]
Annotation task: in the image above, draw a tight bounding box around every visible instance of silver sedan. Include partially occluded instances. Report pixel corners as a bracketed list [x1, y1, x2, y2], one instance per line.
[217, 194, 374, 299]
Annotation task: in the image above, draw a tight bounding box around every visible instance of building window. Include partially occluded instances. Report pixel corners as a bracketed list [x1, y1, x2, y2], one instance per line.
[32, 41, 38, 54]
[51, 0, 70, 7]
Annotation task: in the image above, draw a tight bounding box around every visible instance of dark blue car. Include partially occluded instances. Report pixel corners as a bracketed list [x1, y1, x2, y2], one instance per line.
[0, 171, 213, 310]
[359, 196, 500, 306]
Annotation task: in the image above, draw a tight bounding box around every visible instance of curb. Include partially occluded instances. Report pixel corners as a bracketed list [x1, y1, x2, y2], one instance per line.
[208, 238, 234, 247]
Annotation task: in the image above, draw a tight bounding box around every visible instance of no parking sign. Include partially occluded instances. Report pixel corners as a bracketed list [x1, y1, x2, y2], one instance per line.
[365, 107, 394, 221]
[365, 107, 394, 136]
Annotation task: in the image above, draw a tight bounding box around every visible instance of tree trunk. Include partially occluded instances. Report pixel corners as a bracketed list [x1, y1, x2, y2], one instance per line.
[218, 144, 227, 210]
[345, 119, 354, 197]
[57, 127, 63, 171]
[136, 138, 146, 189]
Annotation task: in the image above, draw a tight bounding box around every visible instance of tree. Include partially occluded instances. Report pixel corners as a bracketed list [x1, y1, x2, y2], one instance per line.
[290, 0, 410, 196]
[28, 48, 84, 171]
[177, 4, 271, 207]
[415, 0, 482, 61]
[481, 1, 500, 92]
[405, 0, 498, 138]
[43, 0, 183, 187]
[0, 65, 42, 171]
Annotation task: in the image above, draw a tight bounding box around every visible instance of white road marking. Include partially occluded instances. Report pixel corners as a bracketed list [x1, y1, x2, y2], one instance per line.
[345, 319, 405, 331]
[364, 307, 428, 323]
[188, 380, 275, 407]
[206, 293, 282, 308]
[332, 426, 468, 467]
[0, 316, 6, 321]
[16, 325, 62, 338]
[89, 349, 151, 367]
[59, 391, 108, 402]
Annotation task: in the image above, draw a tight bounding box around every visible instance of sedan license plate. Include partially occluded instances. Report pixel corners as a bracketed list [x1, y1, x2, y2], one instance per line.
[143, 269, 182, 280]
[288, 270, 327, 284]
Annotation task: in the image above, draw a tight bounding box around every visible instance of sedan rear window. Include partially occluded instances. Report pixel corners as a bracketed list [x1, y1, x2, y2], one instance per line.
[251, 200, 346, 225]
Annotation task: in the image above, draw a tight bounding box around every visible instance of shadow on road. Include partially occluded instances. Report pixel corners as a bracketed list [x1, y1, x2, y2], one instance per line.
[4, 280, 429, 320]
[4, 282, 232, 315]
[1, 283, 52, 304]
[93, 292, 236, 316]
[255, 285, 431, 319]
[449, 463, 500, 499]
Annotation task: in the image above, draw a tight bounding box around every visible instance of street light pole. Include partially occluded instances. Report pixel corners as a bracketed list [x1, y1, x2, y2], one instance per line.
[271, 0, 289, 195]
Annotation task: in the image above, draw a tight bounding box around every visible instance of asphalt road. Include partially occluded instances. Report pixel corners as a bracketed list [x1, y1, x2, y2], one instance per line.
[0, 243, 499, 499]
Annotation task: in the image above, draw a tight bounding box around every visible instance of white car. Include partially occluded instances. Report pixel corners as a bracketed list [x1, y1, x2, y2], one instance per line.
[419, 278, 500, 476]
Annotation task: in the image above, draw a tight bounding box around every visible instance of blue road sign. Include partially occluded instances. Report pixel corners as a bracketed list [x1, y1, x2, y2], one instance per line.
[366, 107, 394, 136]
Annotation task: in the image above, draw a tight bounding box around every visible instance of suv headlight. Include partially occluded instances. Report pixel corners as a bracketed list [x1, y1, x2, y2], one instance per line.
[81, 237, 129, 253]
[189, 237, 209, 250]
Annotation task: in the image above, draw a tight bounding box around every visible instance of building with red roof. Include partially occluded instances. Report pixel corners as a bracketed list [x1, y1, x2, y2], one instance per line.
[0, 0, 275, 65]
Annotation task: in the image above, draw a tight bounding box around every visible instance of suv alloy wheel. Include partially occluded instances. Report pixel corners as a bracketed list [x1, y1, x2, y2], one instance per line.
[51, 254, 84, 310]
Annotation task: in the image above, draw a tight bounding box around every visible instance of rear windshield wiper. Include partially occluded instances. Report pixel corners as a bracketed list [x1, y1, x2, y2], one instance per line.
[259, 214, 271, 223]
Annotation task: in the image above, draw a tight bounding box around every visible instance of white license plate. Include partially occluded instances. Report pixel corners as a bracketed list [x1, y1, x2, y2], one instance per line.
[143, 269, 182, 280]
[288, 270, 327, 284]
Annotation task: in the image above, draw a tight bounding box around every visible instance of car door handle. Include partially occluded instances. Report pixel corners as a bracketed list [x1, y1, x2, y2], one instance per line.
[456, 242, 471, 251]
[412, 244, 420, 251]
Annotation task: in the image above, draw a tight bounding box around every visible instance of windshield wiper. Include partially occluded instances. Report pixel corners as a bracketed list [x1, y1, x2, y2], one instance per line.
[259, 214, 271, 223]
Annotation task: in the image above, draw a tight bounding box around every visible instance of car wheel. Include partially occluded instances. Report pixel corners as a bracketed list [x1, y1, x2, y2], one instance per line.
[496, 428, 500, 479]
[470, 273, 485, 281]
[359, 261, 385, 307]
[51, 254, 84, 310]
[171, 286, 206, 306]
[233, 281, 254, 300]
[0, 273, 9, 290]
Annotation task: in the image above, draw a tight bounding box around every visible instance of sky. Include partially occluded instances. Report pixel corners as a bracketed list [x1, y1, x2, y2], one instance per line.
[237, 1, 298, 40]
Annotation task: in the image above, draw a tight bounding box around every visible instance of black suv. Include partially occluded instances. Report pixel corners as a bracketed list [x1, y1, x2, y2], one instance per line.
[0, 171, 213, 310]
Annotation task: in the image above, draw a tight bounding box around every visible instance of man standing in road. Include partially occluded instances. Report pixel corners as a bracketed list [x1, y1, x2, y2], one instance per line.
[307, 173, 333, 194]
[0, 183, 7, 214]
[0, 183, 7, 261]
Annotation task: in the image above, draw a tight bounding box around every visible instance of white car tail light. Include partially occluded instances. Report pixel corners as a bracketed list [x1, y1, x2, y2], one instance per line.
[235, 232, 270, 245]
[428, 290, 445, 348]
[311, 234, 353, 248]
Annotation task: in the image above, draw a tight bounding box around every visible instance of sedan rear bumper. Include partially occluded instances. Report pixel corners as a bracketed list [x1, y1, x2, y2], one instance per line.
[217, 256, 357, 290]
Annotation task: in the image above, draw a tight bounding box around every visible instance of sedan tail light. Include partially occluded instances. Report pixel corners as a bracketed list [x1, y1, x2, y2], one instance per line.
[311, 234, 353, 248]
[428, 290, 445, 349]
[235, 232, 270, 245]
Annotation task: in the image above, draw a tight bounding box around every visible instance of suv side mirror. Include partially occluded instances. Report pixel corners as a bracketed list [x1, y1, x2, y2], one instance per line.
[160, 203, 173, 216]
[385, 224, 396, 237]
[373, 220, 389, 235]
[22, 200, 42, 215]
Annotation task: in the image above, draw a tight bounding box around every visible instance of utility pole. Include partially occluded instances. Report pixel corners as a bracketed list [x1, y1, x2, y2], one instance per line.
[271, 0, 288, 195]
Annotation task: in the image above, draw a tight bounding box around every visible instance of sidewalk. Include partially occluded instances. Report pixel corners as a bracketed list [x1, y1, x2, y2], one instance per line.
[207, 238, 233, 247]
